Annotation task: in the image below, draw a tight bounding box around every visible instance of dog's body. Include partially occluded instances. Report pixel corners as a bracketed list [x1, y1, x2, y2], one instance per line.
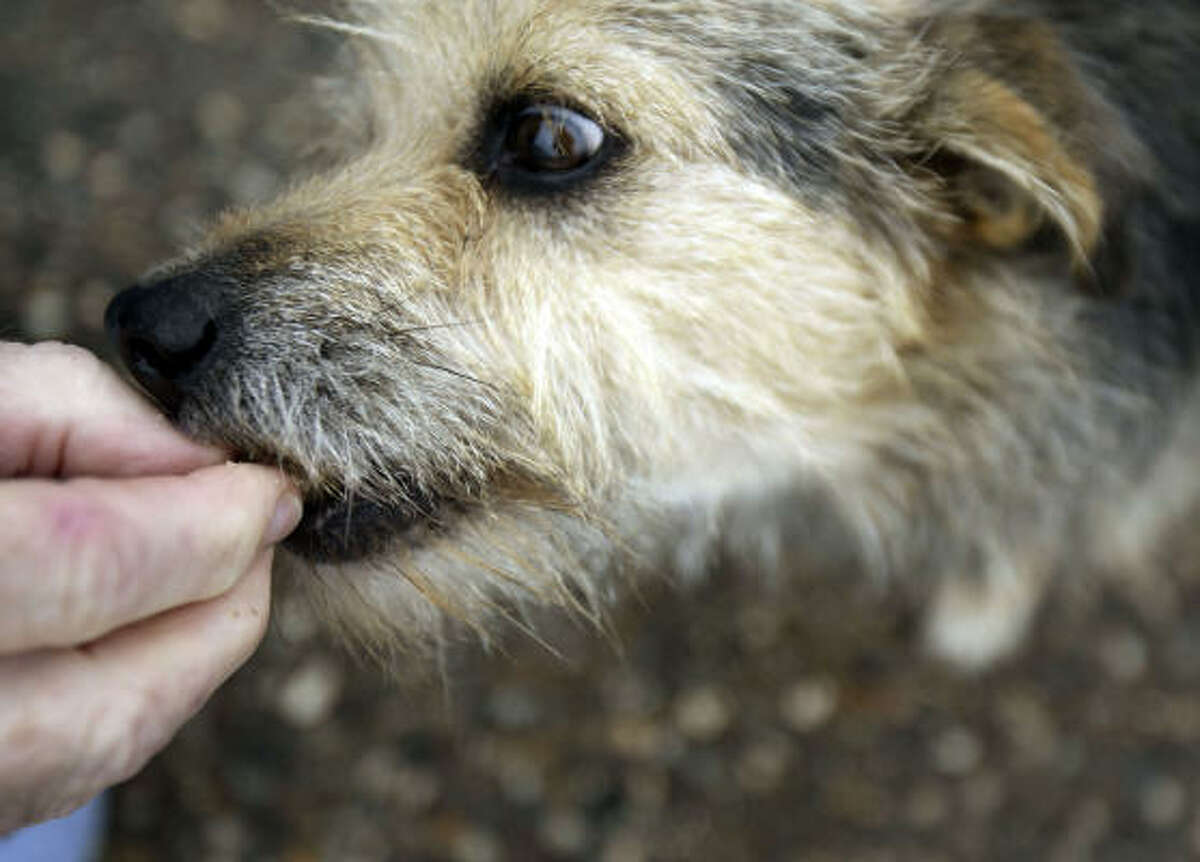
[106, 0, 1200, 667]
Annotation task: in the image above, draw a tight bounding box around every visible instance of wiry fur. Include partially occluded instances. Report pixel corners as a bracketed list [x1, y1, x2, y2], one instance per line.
[109, 0, 1200, 668]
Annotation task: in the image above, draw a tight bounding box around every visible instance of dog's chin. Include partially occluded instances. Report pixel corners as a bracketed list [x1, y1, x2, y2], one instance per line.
[282, 485, 444, 564]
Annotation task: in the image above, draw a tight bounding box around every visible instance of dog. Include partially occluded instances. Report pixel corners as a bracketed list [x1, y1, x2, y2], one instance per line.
[104, 0, 1200, 669]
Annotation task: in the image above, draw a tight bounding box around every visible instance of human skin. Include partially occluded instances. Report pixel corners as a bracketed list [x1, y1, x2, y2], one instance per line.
[0, 341, 302, 832]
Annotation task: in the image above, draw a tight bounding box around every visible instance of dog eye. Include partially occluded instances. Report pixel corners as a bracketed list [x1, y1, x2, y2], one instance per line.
[501, 104, 607, 177]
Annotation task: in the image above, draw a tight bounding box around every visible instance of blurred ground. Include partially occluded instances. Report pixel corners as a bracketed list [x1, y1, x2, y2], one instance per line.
[4, 2, 1200, 860]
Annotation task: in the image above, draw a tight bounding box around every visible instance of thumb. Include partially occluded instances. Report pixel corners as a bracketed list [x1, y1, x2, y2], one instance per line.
[0, 463, 302, 653]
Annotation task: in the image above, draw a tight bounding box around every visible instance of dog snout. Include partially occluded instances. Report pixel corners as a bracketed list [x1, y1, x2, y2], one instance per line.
[105, 271, 227, 415]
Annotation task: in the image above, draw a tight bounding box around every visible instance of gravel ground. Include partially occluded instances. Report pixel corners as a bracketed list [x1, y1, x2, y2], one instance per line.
[4, 3, 1200, 860]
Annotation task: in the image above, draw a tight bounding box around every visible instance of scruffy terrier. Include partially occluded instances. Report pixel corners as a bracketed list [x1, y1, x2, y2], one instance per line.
[106, 0, 1200, 668]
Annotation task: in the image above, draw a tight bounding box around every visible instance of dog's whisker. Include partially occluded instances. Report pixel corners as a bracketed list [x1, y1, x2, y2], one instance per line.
[392, 320, 484, 337]
[288, 14, 407, 48]
[409, 360, 493, 390]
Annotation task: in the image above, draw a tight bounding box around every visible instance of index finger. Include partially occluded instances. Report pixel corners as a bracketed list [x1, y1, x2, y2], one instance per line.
[0, 342, 222, 479]
[0, 462, 300, 654]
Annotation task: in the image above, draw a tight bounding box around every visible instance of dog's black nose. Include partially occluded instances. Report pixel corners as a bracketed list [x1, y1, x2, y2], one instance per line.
[104, 272, 224, 415]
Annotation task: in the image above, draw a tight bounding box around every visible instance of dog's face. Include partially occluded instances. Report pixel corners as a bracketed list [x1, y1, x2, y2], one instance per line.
[106, 0, 1150, 660]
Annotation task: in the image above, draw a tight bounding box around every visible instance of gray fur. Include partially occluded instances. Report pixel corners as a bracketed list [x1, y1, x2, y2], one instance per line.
[107, 0, 1200, 668]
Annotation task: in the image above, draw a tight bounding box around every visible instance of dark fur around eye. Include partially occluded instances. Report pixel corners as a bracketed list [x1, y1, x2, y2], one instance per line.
[475, 99, 625, 195]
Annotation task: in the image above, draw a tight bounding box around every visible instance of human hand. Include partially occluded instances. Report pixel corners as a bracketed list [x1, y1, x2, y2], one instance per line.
[0, 342, 302, 832]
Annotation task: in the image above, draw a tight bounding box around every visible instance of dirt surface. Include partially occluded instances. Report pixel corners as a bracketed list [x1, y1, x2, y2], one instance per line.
[4, 2, 1200, 860]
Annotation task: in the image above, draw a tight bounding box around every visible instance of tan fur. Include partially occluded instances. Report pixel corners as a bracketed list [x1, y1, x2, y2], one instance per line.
[110, 0, 1199, 670]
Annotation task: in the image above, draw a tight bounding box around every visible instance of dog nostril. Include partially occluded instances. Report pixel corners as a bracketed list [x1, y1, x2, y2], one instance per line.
[124, 318, 218, 380]
[105, 275, 224, 415]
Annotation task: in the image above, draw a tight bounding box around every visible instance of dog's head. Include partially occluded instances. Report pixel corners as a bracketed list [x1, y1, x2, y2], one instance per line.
[105, 0, 1162, 660]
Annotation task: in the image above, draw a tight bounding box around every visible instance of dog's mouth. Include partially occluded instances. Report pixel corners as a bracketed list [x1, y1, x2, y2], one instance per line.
[281, 478, 445, 564]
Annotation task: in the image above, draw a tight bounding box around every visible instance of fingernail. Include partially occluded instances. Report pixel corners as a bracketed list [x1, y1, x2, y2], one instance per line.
[265, 490, 304, 545]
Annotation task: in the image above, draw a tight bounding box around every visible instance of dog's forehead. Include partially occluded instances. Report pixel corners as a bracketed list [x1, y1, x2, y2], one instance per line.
[353, 0, 727, 146]
[351, 0, 881, 172]
[368, 0, 868, 79]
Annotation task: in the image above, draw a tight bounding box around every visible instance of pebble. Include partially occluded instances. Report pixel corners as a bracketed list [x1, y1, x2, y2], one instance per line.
[1166, 629, 1200, 680]
[325, 809, 389, 861]
[779, 677, 839, 732]
[1052, 797, 1111, 862]
[87, 151, 128, 200]
[603, 671, 661, 716]
[487, 685, 543, 730]
[1190, 813, 1200, 853]
[0, 170, 21, 235]
[42, 131, 87, 183]
[538, 808, 590, 856]
[607, 717, 667, 761]
[274, 593, 322, 644]
[493, 751, 545, 805]
[21, 282, 70, 340]
[116, 111, 163, 156]
[673, 685, 733, 742]
[1097, 628, 1149, 683]
[734, 735, 793, 794]
[997, 691, 1059, 766]
[196, 90, 247, 144]
[737, 603, 783, 651]
[204, 814, 246, 859]
[624, 768, 670, 814]
[823, 774, 892, 828]
[73, 278, 116, 332]
[962, 772, 1006, 819]
[173, 0, 232, 41]
[276, 657, 344, 729]
[599, 831, 647, 862]
[931, 726, 984, 777]
[355, 749, 441, 812]
[391, 767, 443, 812]
[451, 827, 502, 862]
[229, 160, 280, 204]
[905, 782, 950, 830]
[1140, 775, 1186, 829]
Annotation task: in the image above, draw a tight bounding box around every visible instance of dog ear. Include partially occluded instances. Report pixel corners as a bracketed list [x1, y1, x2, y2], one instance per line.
[914, 19, 1115, 269]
